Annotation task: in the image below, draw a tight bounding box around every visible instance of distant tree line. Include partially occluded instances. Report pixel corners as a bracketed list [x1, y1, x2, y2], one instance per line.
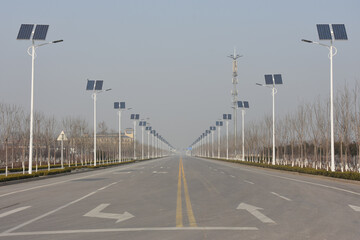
[195, 81, 360, 172]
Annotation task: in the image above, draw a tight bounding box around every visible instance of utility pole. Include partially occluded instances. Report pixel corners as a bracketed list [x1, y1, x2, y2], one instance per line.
[228, 49, 242, 159]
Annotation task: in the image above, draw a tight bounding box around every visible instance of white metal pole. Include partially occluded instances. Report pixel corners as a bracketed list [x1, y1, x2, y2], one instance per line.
[141, 126, 144, 160]
[93, 93, 97, 166]
[226, 121, 229, 160]
[61, 138, 64, 169]
[147, 131, 150, 159]
[133, 121, 136, 160]
[218, 126, 221, 158]
[28, 44, 35, 174]
[118, 110, 122, 163]
[212, 130, 214, 158]
[272, 87, 276, 165]
[152, 133, 154, 158]
[242, 109, 245, 161]
[330, 44, 335, 172]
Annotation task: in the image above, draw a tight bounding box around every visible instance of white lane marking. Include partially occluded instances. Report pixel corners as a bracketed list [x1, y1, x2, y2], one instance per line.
[0, 158, 165, 198]
[197, 158, 360, 197]
[230, 175, 236, 178]
[98, 182, 117, 191]
[113, 172, 131, 174]
[0, 206, 31, 218]
[349, 204, 360, 212]
[0, 227, 258, 237]
[244, 180, 254, 185]
[84, 204, 134, 223]
[237, 203, 276, 224]
[271, 192, 292, 201]
[2, 182, 118, 234]
[152, 171, 168, 174]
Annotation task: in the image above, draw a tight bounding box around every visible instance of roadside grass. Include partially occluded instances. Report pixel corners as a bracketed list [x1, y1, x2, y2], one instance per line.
[207, 157, 360, 181]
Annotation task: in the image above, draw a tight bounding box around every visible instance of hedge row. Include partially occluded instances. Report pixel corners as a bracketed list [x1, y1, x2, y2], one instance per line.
[0, 160, 136, 173]
[209, 158, 360, 181]
[0, 168, 72, 182]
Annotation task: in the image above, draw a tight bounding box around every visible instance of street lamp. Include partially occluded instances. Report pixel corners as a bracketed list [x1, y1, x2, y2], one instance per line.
[130, 114, 140, 160]
[223, 114, 231, 160]
[146, 126, 152, 159]
[302, 24, 348, 172]
[256, 74, 283, 165]
[16, 24, 63, 174]
[216, 121, 223, 158]
[86, 80, 111, 166]
[238, 101, 250, 161]
[139, 120, 147, 160]
[114, 102, 128, 163]
[210, 126, 216, 158]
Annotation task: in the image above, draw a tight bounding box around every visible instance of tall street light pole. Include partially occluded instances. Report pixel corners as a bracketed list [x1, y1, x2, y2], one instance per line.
[16, 24, 63, 174]
[87, 80, 111, 166]
[302, 23, 348, 171]
[216, 121, 223, 158]
[257, 74, 283, 165]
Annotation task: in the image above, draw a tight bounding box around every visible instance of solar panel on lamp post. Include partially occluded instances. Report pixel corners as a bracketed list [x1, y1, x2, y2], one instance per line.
[86, 80, 111, 166]
[256, 74, 283, 165]
[223, 114, 231, 160]
[238, 101, 250, 161]
[17, 24, 63, 174]
[302, 24, 348, 172]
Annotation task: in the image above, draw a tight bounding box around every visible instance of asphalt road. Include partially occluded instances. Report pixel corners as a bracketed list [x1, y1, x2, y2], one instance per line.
[0, 155, 359, 240]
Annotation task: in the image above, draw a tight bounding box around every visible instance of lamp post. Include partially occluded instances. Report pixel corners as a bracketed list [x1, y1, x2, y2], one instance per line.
[238, 101, 250, 161]
[16, 24, 63, 174]
[114, 102, 128, 163]
[302, 24, 348, 172]
[210, 126, 216, 158]
[87, 80, 111, 166]
[146, 126, 152, 159]
[223, 114, 231, 159]
[216, 121, 223, 158]
[257, 74, 283, 165]
[130, 114, 140, 160]
[139, 120, 146, 160]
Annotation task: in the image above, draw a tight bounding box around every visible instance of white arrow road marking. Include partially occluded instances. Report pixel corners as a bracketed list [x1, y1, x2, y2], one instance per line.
[0, 206, 31, 218]
[237, 203, 276, 224]
[84, 204, 134, 223]
[244, 180, 254, 185]
[271, 192, 292, 201]
[152, 171, 168, 174]
[349, 204, 360, 212]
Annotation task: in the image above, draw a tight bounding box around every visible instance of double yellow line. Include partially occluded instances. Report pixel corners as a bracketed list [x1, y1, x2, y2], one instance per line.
[176, 157, 197, 227]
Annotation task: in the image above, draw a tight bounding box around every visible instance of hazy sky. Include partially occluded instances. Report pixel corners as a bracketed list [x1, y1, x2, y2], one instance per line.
[0, 0, 359, 149]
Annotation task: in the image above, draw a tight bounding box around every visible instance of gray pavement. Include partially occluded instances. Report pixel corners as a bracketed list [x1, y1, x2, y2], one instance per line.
[0, 155, 359, 240]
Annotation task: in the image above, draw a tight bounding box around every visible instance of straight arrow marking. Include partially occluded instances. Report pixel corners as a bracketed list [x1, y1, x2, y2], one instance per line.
[0, 206, 31, 218]
[237, 203, 275, 224]
[84, 204, 134, 223]
[349, 204, 360, 212]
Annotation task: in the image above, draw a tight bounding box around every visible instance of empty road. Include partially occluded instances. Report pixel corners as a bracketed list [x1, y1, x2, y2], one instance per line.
[0, 155, 359, 239]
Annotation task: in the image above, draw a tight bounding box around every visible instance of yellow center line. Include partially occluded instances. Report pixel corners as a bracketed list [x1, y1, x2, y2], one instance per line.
[176, 158, 183, 227]
[181, 157, 197, 227]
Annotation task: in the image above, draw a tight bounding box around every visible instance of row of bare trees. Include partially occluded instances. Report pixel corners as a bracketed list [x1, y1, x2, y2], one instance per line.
[193, 82, 360, 172]
[0, 103, 156, 173]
